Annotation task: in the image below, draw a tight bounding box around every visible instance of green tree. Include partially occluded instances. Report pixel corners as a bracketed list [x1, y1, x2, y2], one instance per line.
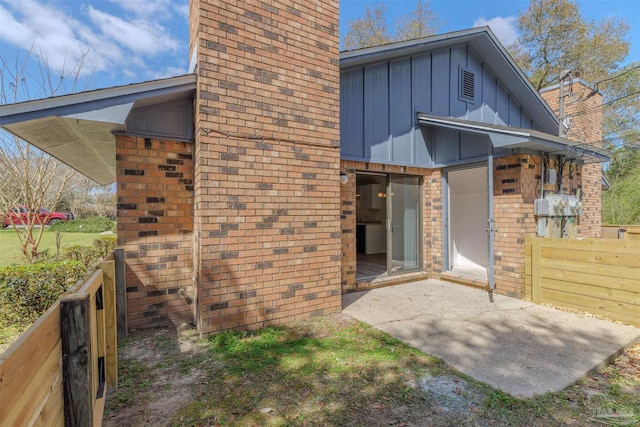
[602, 145, 640, 225]
[509, 0, 629, 92]
[509, 0, 639, 224]
[342, 1, 443, 50]
[509, 0, 638, 148]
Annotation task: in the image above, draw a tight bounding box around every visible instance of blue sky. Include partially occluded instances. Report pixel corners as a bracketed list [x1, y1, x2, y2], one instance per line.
[0, 0, 638, 94]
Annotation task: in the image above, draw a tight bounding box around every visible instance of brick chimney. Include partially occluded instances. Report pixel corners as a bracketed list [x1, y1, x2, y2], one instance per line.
[189, 0, 342, 333]
[540, 79, 603, 237]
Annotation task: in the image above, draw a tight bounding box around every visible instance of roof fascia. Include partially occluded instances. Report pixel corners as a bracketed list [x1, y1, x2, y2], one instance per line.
[0, 74, 196, 126]
[340, 28, 484, 69]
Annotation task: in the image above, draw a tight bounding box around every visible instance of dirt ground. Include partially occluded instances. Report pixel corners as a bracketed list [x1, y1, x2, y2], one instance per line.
[103, 314, 640, 427]
[103, 324, 210, 426]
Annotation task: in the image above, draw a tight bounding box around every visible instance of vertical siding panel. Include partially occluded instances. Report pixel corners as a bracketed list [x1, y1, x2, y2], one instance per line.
[460, 132, 490, 160]
[482, 66, 497, 124]
[509, 96, 522, 127]
[340, 69, 364, 158]
[496, 83, 509, 126]
[450, 45, 467, 119]
[435, 127, 459, 164]
[431, 49, 450, 116]
[467, 49, 483, 122]
[364, 63, 390, 162]
[415, 126, 432, 166]
[412, 53, 432, 114]
[522, 111, 533, 129]
[412, 53, 432, 166]
[390, 59, 413, 163]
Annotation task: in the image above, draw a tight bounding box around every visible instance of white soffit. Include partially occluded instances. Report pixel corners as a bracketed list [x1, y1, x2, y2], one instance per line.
[0, 74, 196, 185]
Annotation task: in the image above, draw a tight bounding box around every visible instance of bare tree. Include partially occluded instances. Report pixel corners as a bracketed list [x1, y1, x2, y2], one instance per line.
[0, 49, 91, 263]
[63, 174, 100, 219]
[343, 3, 391, 50]
[94, 188, 117, 219]
[343, 1, 444, 50]
[394, 0, 444, 42]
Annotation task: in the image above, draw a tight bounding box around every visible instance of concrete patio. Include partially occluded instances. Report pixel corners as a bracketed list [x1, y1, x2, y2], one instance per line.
[342, 279, 640, 398]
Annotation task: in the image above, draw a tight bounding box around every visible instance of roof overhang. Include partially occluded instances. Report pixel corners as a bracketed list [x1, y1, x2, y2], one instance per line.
[417, 113, 610, 164]
[340, 27, 561, 134]
[0, 74, 196, 185]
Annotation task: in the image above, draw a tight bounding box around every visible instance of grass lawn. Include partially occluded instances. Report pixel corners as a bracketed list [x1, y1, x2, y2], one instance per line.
[104, 314, 640, 427]
[0, 228, 106, 267]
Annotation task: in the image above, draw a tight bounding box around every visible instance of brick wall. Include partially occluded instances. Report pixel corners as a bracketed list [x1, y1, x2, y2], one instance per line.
[492, 155, 539, 297]
[116, 136, 195, 329]
[425, 168, 444, 277]
[540, 80, 603, 237]
[340, 164, 357, 292]
[191, 0, 342, 334]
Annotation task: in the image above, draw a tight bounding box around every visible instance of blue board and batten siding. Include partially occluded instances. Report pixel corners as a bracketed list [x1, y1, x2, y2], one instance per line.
[340, 43, 540, 168]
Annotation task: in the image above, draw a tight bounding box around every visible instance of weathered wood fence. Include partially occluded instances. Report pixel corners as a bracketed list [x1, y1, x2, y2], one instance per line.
[0, 255, 123, 426]
[524, 237, 640, 327]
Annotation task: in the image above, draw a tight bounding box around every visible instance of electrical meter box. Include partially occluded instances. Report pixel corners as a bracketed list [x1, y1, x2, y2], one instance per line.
[534, 199, 550, 216]
[534, 194, 583, 217]
[534, 193, 582, 238]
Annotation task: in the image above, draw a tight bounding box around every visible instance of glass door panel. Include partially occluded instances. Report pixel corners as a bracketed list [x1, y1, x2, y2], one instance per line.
[387, 175, 421, 274]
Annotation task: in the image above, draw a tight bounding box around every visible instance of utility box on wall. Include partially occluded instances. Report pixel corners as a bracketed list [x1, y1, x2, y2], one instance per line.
[535, 194, 582, 238]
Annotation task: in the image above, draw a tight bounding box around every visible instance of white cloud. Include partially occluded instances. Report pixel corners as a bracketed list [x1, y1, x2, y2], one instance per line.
[88, 7, 179, 56]
[173, 3, 190, 20]
[0, 0, 185, 84]
[108, 0, 173, 19]
[473, 16, 519, 47]
[0, 0, 100, 75]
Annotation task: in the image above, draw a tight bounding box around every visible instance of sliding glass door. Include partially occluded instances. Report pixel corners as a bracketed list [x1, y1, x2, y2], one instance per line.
[387, 175, 421, 274]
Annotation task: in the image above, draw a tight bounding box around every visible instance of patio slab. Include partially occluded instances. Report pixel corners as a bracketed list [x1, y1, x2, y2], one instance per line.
[342, 279, 640, 398]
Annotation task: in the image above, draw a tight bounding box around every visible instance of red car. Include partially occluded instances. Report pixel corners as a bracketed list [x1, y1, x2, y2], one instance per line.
[2, 206, 73, 228]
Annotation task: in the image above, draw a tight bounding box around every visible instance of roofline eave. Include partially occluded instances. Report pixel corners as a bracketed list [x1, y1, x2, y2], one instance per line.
[0, 74, 196, 126]
[416, 112, 609, 163]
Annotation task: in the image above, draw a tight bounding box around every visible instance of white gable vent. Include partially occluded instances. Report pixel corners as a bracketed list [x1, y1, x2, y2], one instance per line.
[459, 67, 475, 103]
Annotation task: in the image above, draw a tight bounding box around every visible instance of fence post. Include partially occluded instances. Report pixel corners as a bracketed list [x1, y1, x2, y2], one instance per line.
[114, 248, 127, 341]
[100, 260, 118, 389]
[618, 227, 626, 239]
[60, 294, 93, 426]
[531, 237, 542, 304]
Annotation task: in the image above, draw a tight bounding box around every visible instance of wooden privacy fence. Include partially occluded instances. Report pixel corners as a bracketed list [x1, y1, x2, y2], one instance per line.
[601, 225, 640, 240]
[524, 237, 640, 327]
[0, 258, 119, 426]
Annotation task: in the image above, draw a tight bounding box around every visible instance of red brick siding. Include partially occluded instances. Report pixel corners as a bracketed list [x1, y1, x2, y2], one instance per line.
[116, 136, 195, 329]
[192, 0, 341, 334]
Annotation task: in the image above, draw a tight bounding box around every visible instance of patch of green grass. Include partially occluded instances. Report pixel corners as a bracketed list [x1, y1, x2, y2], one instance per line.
[105, 318, 640, 427]
[0, 229, 106, 267]
[175, 322, 448, 426]
[579, 367, 640, 426]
